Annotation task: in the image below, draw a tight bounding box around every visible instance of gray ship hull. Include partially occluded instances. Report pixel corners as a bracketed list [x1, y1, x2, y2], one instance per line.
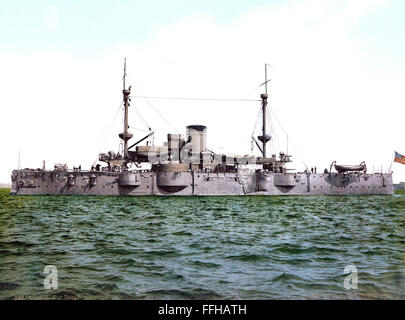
[11, 169, 393, 196]
[11, 63, 394, 197]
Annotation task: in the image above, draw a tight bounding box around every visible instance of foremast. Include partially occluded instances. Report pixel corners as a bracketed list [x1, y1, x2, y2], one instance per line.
[119, 58, 133, 160]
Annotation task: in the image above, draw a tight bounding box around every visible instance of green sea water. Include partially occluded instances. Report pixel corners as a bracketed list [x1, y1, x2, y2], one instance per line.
[0, 188, 404, 300]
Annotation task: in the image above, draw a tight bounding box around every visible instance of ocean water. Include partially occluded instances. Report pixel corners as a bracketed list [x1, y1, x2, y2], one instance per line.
[0, 189, 404, 300]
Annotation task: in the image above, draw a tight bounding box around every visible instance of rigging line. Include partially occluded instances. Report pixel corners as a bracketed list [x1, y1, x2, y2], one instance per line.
[136, 92, 179, 132]
[250, 107, 262, 155]
[94, 101, 118, 144]
[268, 109, 281, 155]
[230, 136, 253, 147]
[243, 83, 267, 142]
[99, 100, 123, 148]
[268, 107, 308, 170]
[128, 127, 152, 133]
[93, 101, 123, 165]
[254, 107, 262, 133]
[130, 96, 260, 102]
[122, 75, 179, 131]
[251, 106, 262, 137]
[131, 103, 151, 130]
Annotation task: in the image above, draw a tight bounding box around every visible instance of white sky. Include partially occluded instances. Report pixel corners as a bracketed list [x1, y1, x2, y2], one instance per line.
[1, 0, 404, 183]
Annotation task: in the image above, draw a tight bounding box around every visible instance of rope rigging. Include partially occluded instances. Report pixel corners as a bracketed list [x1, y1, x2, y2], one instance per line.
[130, 96, 260, 102]
[94, 65, 308, 170]
[248, 97, 308, 170]
[268, 107, 308, 170]
[93, 100, 123, 166]
[134, 88, 179, 132]
[130, 102, 152, 131]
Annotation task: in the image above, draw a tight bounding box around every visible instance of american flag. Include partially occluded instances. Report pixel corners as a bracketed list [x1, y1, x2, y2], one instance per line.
[394, 151, 405, 165]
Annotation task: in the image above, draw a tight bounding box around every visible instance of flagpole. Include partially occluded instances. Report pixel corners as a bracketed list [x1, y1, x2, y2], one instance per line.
[389, 151, 394, 173]
[18, 149, 21, 170]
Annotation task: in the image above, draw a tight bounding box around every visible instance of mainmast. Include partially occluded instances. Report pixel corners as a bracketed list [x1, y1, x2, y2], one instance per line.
[119, 58, 133, 159]
[258, 63, 271, 158]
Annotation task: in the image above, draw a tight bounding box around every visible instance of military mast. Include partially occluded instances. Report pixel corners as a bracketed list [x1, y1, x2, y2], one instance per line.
[119, 58, 133, 160]
[258, 63, 271, 158]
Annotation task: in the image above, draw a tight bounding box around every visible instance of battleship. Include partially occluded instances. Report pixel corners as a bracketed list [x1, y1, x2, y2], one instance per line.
[10, 62, 393, 196]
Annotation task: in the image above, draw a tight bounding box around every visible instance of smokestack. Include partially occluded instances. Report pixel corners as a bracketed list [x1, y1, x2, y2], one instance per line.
[186, 125, 207, 153]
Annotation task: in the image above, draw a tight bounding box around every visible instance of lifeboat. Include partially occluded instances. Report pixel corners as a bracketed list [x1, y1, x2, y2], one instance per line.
[331, 161, 367, 173]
